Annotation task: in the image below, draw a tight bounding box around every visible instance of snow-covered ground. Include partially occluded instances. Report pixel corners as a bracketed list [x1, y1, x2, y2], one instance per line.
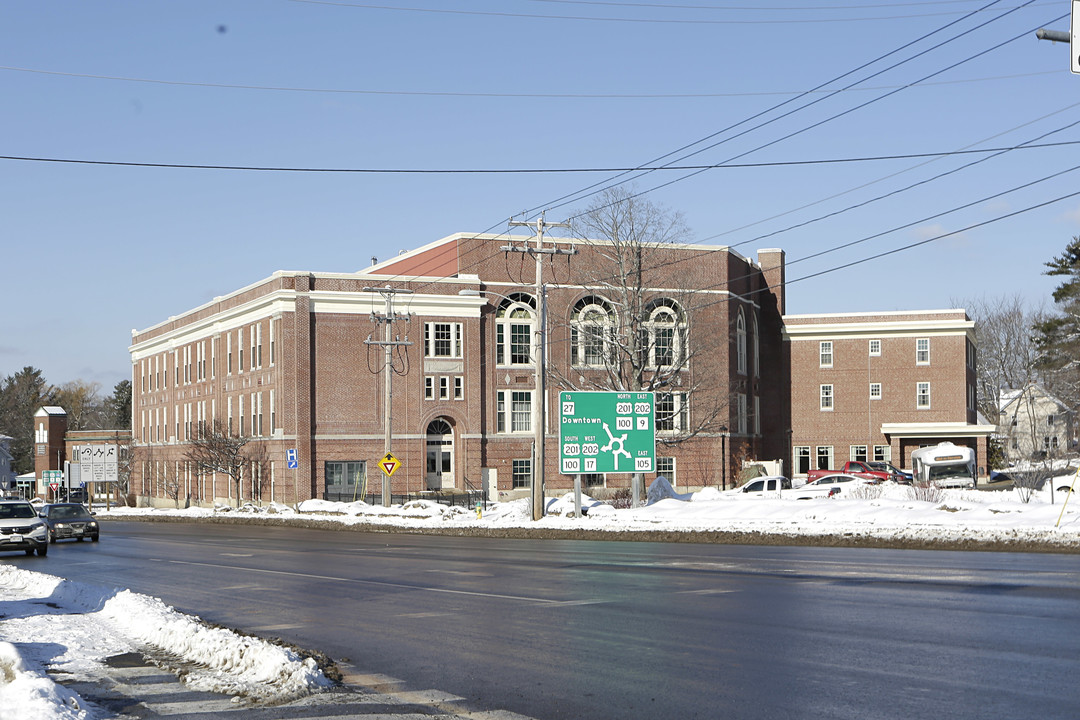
[2, 474, 1078, 719]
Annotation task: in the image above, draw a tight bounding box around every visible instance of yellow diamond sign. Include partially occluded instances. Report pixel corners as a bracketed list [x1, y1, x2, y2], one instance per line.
[378, 452, 402, 477]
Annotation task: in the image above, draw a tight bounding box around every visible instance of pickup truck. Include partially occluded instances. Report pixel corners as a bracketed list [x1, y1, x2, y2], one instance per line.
[805, 461, 892, 484]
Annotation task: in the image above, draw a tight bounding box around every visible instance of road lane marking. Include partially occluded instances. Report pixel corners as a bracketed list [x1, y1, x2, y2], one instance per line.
[161, 558, 577, 605]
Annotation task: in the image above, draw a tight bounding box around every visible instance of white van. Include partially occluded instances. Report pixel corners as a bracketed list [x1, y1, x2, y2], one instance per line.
[911, 442, 976, 489]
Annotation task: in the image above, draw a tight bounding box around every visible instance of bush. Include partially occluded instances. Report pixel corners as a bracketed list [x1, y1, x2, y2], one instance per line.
[908, 483, 942, 503]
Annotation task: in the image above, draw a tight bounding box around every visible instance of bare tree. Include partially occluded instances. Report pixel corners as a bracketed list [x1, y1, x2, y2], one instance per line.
[54, 379, 106, 430]
[185, 419, 251, 508]
[954, 294, 1047, 423]
[560, 187, 730, 443]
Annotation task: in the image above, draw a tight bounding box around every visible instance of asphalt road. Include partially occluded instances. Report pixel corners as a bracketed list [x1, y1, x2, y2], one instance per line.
[9, 521, 1080, 720]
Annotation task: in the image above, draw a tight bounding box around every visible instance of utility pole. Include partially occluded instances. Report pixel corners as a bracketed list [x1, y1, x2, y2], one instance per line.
[504, 215, 575, 520]
[363, 286, 413, 507]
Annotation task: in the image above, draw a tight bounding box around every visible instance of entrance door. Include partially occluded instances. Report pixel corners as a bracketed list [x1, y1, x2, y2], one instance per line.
[426, 418, 454, 489]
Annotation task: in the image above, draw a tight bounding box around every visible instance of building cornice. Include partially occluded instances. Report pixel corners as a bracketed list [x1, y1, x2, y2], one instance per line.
[880, 422, 996, 438]
[783, 316, 975, 342]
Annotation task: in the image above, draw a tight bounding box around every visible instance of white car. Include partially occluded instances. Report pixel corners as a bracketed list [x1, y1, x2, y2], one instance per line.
[791, 473, 877, 500]
[725, 476, 791, 499]
[0, 499, 49, 556]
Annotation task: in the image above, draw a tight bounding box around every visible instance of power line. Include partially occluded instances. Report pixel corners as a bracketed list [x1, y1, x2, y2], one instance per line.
[4, 139, 1076, 174]
[518, 0, 1027, 221]
[550, 3, 1053, 221]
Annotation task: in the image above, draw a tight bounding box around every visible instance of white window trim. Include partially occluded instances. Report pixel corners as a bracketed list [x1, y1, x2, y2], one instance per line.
[820, 340, 833, 368]
[869, 339, 881, 357]
[820, 384, 834, 411]
[916, 337, 930, 365]
[916, 381, 931, 409]
[497, 390, 533, 434]
[425, 322, 464, 359]
[870, 382, 882, 400]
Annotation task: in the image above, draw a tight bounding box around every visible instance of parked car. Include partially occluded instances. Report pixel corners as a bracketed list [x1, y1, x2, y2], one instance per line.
[0, 499, 49, 556]
[39, 503, 100, 543]
[791, 473, 877, 500]
[867, 461, 913, 484]
[806, 461, 893, 484]
[725, 476, 792, 499]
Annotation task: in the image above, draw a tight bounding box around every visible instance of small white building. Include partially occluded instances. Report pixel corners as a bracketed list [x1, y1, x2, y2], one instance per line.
[997, 383, 1075, 461]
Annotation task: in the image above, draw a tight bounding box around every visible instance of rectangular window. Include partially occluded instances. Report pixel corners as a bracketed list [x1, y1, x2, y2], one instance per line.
[439, 376, 449, 400]
[454, 376, 463, 400]
[512, 459, 531, 489]
[657, 457, 676, 486]
[583, 473, 605, 487]
[256, 324, 263, 368]
[795, 446, 811, 475]
[238, 395, 244, 435]
[227, 334, 233, 375]
[917, 382, 931, 409]
[870, 382, 882, 400]
[873, 445, 891, 462]
[816, 446, 833, 471]
[850, 445, 868, 462]
[238, 328, 244, 372]
[269, 390, 275, 434]
[257, 392, 264, 436]
[656, 392, 687, 433]
[737, 393, 747, 435]
[325, 461, 366, 490]
[424, 376, 434, 399]
[916, 338, 930, 365]
[869, 339, 881, 356]
[269, 321, 275, 366]
[510, 324, 531, 365]
[425, 322, 463, 358]
[753, 396, 760, 435]
[251, 393, 257, 436]
[497, 390, 532, 433]
[820, 384, 834, 411]
[820, 341, 833, 368]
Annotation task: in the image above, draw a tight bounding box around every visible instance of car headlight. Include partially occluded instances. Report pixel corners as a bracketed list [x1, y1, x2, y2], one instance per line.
[29, 522, 47, 537]
[55, 522, 68, 529]
[88, 522, 98, 528]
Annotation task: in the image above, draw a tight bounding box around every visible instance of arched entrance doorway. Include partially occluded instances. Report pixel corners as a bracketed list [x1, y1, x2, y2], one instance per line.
[426, 418, 454, 489]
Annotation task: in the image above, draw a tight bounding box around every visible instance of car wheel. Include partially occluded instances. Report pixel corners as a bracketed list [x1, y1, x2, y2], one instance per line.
[25, 548, 35, 556]
[37, 544, 47, 557]
[76, 536, 83, 542]
[49, 533, 56, 544]
[91, 534, 99, 542]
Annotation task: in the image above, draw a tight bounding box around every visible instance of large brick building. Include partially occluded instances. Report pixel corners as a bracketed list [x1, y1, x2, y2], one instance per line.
[784, 310, 993, 480]
[128, 233, 991, 508]
[129, 233, 786, 507]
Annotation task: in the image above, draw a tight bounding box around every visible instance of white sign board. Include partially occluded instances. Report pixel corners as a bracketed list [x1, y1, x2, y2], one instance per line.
[74, 444, 120, 484]
[1073, 1, 1080, 74]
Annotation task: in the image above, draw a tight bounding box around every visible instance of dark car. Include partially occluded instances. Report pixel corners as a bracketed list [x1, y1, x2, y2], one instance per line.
[40, 503, 100, 543]
[0, 499, 49, 556]
[867, 461, 913, 484]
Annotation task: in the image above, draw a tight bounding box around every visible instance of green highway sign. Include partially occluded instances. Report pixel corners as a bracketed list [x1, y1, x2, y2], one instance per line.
[559, 391, 655, 475]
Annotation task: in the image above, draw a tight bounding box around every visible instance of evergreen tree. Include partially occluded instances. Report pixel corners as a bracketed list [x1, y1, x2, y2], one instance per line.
[0, 367, 56, 474]
[1034, 236, 1080, 410]
[104, 379, 132, 430]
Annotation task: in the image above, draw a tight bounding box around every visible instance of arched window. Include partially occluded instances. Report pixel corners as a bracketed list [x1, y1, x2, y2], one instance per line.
[643, 299, 685, 369]
[736, 309, 747, 375]
[751, 311, 760, 377]
[571, 295, 615, 367]
[495, 293, 535, 366]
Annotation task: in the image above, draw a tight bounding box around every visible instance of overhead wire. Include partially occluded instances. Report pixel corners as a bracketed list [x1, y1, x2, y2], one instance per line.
[551, 1, 1050, 222]
[516, 0, 1023, 221]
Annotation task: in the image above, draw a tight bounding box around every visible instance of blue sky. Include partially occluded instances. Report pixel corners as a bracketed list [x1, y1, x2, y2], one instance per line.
[3, 1, 1078, 390]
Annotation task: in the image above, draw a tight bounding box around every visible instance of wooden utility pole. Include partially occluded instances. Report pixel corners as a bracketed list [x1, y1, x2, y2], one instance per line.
[363, 286, 413, 507]
[504, 215, 574, 520]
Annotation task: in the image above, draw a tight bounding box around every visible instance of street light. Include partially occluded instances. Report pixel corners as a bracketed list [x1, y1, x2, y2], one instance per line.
[460, 287, 549, 520]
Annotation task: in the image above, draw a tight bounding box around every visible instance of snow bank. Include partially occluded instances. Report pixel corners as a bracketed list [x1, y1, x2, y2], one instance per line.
[0, 566, 331, 718]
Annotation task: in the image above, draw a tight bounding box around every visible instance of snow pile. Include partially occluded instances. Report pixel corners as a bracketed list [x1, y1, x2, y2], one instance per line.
[0, 641, 88, 720]
[0, 566, 331, 719]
